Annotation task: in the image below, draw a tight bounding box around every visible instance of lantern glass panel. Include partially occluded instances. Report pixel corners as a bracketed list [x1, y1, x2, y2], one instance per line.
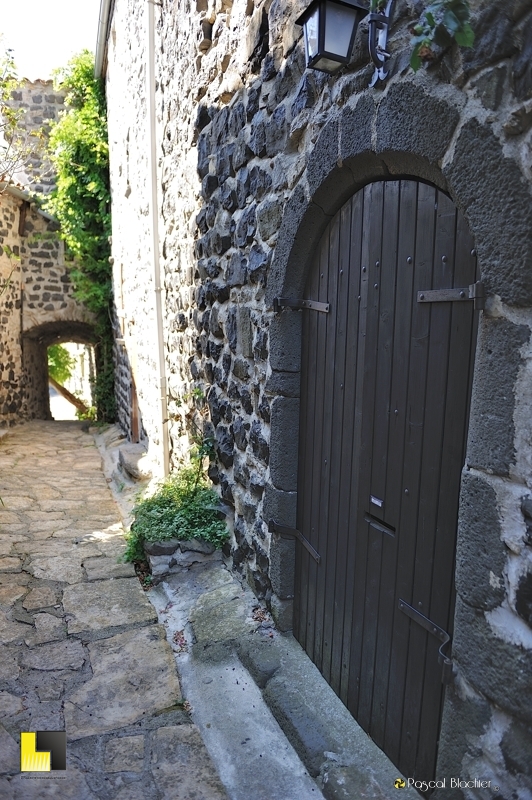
[304, 6, 320, 59]
[324, 3, 359, 59]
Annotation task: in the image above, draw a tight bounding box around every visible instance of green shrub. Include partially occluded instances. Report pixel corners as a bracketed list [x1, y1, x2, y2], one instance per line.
[123, 464, 228, 562]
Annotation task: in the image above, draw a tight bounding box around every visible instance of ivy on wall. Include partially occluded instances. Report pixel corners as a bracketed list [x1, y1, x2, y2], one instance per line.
[44, 51, 115, 422]
[410, 0, 474, 70]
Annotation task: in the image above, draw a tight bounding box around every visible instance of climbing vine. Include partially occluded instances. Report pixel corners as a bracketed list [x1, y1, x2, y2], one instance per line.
[410, 0, 474, 71]
[44, 51, 115, 421]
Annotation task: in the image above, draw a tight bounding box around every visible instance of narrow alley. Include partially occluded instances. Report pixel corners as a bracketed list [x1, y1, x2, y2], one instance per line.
[0, 421, 228, 799]
[0, 421, 416, 799]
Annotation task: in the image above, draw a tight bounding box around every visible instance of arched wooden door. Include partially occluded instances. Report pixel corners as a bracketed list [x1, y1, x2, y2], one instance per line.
[295, 179, 480, 780]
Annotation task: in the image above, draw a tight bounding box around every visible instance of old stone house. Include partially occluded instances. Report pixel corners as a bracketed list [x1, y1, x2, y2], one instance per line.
[96, 0, 532, 794]
[0, 81, 96, 425]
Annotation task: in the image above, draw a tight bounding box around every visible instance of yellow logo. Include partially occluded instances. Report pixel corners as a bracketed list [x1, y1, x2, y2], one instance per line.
[20, 731, 66, 771]
[395, 778, 406, 789]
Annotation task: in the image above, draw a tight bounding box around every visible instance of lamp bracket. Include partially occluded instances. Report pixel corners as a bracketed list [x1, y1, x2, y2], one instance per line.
[369, 0, 396, 84]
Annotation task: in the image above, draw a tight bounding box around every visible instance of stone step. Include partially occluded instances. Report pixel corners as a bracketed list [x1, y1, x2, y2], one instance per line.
[148, 563, 419, 800]
[149, 577, 324, 800]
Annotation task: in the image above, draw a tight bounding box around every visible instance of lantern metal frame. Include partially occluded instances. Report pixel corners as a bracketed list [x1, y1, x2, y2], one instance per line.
[368, 0, 396, 83]
[295, 0, 370, 75]
[295, 0, 397, 81]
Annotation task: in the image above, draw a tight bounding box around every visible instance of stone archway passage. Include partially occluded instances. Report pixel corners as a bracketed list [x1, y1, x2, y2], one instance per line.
[295, 179, 479, 782]
[22, 321, 97, 420]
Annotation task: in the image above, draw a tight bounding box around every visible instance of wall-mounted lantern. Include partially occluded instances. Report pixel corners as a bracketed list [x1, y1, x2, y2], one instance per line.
[296, 0, 396, 80]
[295, 0, 369, 75]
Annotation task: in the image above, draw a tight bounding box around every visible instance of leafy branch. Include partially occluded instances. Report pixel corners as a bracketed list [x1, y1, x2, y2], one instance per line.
[43, 51, 115, 422]
[410, 0, 474, 71]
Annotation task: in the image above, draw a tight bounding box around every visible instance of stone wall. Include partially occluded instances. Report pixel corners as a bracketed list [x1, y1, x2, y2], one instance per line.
[103, 0, 532, 794]
[0, 188, 96, 424]
[0, 79, 97, 425]
[0, 192, 24, 425]
[8, 80, 65, 193]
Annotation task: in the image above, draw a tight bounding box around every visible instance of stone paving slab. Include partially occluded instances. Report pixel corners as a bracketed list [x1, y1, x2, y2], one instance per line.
[63, 578, 157, 635]
[0, 421, 229, 799]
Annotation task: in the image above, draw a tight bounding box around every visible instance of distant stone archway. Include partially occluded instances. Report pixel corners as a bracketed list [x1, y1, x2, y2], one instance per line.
[22, 321, 97, 420]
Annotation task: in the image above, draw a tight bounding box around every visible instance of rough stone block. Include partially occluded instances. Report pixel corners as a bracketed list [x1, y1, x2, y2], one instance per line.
[452, 595, 532, 723]
[444, 119, 532, 305]
[269, 533, 295, 599]
[256, 197, 282, 242]
[306, 118, 340, 199]
[265, 370, 300, 398]
[270, 397, 300, 491]
[376, 82, 461, 166]
[269, 594, 293, 633]
[263, 485, 297, 530]
[339, 94, 374, 163]
[267, 185, 328, 305]
[144, 539, 181, 556]
[237, 306, 253, 358]
[501, 718, 532, 779]
[467, 316, 529, 475]
[118, 444, 152, 481]
[462, 4, 517, 76]
[434, 677, 491, 785]
[269, 311, 302, 373]
[455, 471, 506, 610]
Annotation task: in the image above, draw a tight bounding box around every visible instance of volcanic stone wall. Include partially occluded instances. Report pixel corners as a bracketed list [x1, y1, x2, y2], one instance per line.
[0, 192, 24, 425]
[8, 79, 65, 193]
[105, 0, 532, 793]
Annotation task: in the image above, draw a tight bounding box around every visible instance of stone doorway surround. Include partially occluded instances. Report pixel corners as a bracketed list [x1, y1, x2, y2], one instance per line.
[264, 80, 532, 794]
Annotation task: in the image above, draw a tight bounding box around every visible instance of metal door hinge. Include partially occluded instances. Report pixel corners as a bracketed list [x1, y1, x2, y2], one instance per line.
[273, 298, 330, 313]
[417, 281, 485, 311]
[268, 519, 321, 563]
[398, 599, 454, 684]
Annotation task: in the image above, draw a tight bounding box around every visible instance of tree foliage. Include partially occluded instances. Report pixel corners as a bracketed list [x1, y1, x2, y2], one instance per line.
[410, 0, 474, 71]
[47, 344, 75, 385]
[44, 51, 115, 421]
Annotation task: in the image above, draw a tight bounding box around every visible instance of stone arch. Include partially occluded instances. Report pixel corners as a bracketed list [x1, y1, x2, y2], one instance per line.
[266, 77, 532, 782]
[267, 79, 532, 525]
[22, 320, 97, 420]
[268, 81, 532, 311]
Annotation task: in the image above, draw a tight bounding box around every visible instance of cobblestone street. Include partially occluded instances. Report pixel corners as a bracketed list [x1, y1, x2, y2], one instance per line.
[0, 421, 425, 800]
[0, 421, 227, 799]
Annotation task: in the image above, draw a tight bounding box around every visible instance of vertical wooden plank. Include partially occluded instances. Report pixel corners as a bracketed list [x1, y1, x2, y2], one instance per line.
[296, 231, 323, 652]
[368, 180, 401, 746]
[322, 200, 352, 686]
[379, 180, 418, 761]
[305, 228, 331, 666]
[338, 190, 365, 704]
[415, 207, 478, 779]
[384, 181, 435, 768]
[399, 190, 456, 778]
[330, 194, 362, 695]
[314, 208, 341, 675]
[348, 181, 385, 725]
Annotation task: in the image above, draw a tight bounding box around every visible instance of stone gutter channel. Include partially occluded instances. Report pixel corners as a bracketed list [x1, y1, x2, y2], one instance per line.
[95, 425, 418, 800]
